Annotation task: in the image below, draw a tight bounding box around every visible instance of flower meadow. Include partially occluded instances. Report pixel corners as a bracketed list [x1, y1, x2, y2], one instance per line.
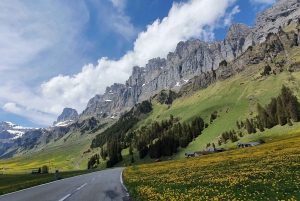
[123, 135, 300, 200]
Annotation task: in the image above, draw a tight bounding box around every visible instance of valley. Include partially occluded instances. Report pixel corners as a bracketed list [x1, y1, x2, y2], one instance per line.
[0, 0, 300, 199]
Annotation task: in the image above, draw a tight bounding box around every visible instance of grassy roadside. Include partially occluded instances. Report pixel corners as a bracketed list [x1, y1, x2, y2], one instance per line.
[0, 169, 100, 195]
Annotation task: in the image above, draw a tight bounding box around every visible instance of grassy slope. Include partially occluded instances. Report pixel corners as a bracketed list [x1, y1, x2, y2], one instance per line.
[0, 120, 114, 173]
[120, 43, 300, 164]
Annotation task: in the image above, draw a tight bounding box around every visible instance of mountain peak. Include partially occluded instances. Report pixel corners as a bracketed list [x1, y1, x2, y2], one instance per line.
[54, 108, 78, 125]
[226, 23, 252, 40]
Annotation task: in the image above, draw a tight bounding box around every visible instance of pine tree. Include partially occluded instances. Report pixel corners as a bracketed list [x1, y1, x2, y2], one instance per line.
[266, 98, 278, 127]
[245, 119, 253, 134]
[129, 145, 133, 155]
[131, 156, 135, 163]
[288, 96, 300, 122]
[240, 121, 244, 128]
[100, 146, 104, 159]
[277, 97, 287, 126]
[236, 121, 240, 129]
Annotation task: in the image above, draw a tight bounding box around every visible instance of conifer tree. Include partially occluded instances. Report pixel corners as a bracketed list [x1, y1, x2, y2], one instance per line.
[276, 97, 287, 126]
[246, 118, 254, 134]
[236, 121, 240, 129]
[288, 96, 300, 122]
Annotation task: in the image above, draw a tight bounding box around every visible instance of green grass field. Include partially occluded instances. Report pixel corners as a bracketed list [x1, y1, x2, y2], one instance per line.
[123, 131, 300, 200]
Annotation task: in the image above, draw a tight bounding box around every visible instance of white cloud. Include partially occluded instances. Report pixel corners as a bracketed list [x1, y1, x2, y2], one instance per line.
[109, 0, 126, 12]
[40, 0, 238, 118]
[224, 6, 240, 26]
[0, 0, 137, 126]
[3, 102, 56, 126]
[250, 0, 277, 4]
[3, 103, 21, 114]
[1, 0, 239, 126]
[92, 0, 136, 42]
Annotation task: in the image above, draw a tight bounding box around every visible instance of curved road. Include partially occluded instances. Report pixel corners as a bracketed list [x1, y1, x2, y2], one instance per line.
[0, 167, 131, 201]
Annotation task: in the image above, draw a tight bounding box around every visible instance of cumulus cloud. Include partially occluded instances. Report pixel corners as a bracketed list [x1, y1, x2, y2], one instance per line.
[0, 0, 137, 126]
[41, 0, 238, 117]
[3, 103, 21, 114]
[3, 102, 56, 126]
[1, 0, 239, 126]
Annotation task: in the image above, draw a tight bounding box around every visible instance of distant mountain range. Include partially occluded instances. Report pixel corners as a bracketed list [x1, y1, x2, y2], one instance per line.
[1, 0, 300, 159]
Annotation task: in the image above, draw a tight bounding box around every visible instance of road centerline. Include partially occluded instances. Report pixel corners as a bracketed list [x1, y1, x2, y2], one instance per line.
[76, 183, 87, 191]
[58, 194, 71, 201]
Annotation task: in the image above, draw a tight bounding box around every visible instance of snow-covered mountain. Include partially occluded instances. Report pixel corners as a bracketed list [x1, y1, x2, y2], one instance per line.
[0, 121, 38, 139]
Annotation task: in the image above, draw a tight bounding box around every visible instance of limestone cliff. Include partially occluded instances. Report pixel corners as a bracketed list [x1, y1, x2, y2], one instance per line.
[79, 0, 300, 119]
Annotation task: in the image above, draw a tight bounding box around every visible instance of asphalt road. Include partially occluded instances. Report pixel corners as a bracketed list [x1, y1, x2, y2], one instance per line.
[0, 167, 131, 201]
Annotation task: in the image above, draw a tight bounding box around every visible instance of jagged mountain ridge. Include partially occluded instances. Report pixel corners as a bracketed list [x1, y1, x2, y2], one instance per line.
[80, 0, 300, 119]
[53, 108, 79, 126]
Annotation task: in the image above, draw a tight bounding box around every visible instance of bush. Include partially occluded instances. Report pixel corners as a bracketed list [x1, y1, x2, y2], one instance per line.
[42, 165, 49, 174]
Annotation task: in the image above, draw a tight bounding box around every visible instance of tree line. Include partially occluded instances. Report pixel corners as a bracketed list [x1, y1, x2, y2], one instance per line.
[134, 115, 206, 159]
[90, 100, 153, 168]
[217, 85, 300, 146]
[246, 85, 300, 133]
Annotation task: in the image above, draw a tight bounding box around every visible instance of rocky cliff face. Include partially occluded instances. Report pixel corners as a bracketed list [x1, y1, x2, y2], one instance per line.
[54, 108, 78, 125]
[80, 0, 300, 119]
[247, 0, 300, 45]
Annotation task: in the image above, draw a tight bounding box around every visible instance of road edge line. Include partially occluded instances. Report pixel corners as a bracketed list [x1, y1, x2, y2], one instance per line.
[120, 169, 130, 197]
[0, 170, 100, 197]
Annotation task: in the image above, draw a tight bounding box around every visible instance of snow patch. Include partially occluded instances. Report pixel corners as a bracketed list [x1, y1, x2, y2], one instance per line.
[7, 130, 25, 139]
[105, 99, 112, 102]
[4, 121, 37, 130]
[175, 82, 181, 87]
[53, 120, 74, 127]
[4, 121, 15, 127]
[7, 130, 25, 135]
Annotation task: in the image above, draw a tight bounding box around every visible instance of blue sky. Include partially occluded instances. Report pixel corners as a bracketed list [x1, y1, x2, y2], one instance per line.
[0, 0, 277, 127]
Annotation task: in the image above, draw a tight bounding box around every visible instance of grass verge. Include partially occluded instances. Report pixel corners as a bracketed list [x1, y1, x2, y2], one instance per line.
[0, 169, 100, 195]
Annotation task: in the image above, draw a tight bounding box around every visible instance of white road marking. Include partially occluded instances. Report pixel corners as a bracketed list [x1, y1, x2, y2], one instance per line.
[91, 178, 95, 182]
[76, 183, 87, 191]
[58, 194, 71, 201]
[0, 170, 101, 198]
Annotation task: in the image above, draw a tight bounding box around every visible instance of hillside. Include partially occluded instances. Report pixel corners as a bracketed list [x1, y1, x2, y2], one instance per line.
[91, 20, 300, 168]
[1, 0, 300, 175]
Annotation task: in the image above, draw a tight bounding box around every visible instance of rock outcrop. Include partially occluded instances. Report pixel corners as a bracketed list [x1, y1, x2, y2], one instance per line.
[54, 108, 78, 125]
[79, 0, 300, 119]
